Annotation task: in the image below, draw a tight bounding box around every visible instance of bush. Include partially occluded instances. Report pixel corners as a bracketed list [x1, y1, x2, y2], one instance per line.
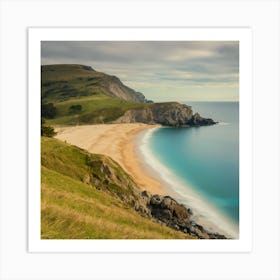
[69, 104, 82, 113]
[41, 119, 56, 137]
[41, 103, 57, 119]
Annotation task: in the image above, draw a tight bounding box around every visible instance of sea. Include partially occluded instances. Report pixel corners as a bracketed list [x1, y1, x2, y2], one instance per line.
[140, 102, 239, 238]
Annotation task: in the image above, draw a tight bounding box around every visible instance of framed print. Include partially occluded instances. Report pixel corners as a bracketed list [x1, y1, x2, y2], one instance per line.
[28, 27, 252, 252]
[1, 1, 279, 280]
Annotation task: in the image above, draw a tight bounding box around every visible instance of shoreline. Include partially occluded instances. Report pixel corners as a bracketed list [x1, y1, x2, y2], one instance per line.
[55, 123, 238, 238]
[137, 126, 239, 239]
[55, 123, 165, 195]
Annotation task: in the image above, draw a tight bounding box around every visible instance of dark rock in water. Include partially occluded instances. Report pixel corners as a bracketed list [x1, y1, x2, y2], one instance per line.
[134, 191, 227, 239]
[187, 208, 193, 215]
[190, 112, 216, 126]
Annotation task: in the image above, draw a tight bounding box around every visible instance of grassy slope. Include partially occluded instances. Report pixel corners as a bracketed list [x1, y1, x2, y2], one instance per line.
[46, 94, 147, 125]
[42, 64, 148, 125]
[41, 137, 191, 239]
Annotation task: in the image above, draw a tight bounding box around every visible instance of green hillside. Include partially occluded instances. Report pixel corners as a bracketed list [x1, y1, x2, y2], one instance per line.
[44, 94, 147, 125]
[41, 137, 192, 239]
[41, 64, 149, 125]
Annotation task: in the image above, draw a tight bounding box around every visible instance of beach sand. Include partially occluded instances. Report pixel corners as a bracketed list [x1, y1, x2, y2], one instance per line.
[55, 123, 166, 195]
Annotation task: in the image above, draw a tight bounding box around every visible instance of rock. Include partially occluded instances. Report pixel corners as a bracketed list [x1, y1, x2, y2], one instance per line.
[151, 208, 172, 221]
[150, 194, 162, 205]
[148, 194, 189, 231]
[160, 196, 174, 209]
[172, 204, 188, 222]
[190, 113, 216, 126]
[187, 208, 193, 215]
[115, 102, 217, 127]
[141, 190, 151, 198]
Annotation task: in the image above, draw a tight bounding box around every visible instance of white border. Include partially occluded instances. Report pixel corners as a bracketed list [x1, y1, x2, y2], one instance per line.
[28, 27, 252, 253]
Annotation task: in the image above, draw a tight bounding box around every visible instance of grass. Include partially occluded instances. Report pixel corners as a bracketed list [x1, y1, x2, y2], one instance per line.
[41, 64, 149, 125]
[41, 137, 139, 203]
[45, 94, 147, 125]
[41, 137, 192, 239]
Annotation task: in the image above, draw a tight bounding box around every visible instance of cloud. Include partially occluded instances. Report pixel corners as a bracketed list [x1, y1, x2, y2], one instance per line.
[41, 41, 239, 101]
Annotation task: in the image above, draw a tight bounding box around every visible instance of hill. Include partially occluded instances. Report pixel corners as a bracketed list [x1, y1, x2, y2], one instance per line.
[41, 137, 193, 239]
[42, 64, 145, 103]
[41, 64, 216, 126]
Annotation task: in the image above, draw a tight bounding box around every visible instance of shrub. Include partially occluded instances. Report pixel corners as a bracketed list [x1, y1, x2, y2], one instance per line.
[69, 104, 82, 113]
[41, 103, 57, 119]
[41, 119, 56, 137]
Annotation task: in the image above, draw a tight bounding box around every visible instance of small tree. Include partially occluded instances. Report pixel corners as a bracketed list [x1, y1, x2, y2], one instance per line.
[41, 119, 56, 137]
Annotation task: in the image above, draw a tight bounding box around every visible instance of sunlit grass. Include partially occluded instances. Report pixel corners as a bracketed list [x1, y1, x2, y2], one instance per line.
[41, 137, 194, 239]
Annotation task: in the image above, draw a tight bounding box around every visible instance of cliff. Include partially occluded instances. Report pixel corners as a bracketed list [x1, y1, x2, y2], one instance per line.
[41, 64, 216, 127]
[115, 102, 216, 127]
[41, 64, 145, 103]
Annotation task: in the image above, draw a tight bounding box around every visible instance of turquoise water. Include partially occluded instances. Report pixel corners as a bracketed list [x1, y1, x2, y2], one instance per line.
[147, 102, 239, 225]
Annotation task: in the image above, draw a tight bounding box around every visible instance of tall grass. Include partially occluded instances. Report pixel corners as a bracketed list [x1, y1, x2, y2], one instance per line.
[41, 137, 193, 239]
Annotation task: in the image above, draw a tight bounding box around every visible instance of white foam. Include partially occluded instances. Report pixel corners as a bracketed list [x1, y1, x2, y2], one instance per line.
[139, 127, 239, 239]
[217, 122, 230, 125]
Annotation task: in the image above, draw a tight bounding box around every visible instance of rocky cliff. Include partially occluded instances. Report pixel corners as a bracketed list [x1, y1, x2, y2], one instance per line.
[41, 64, 145, 103]
[115, 102, 216, 127]
[99, 74, 145, 103]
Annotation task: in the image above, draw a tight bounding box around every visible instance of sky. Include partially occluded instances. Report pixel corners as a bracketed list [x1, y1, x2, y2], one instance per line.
[41, 41, 239, 102]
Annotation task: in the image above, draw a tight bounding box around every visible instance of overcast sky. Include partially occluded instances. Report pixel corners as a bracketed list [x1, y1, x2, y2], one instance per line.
[41, 41, 239, 102]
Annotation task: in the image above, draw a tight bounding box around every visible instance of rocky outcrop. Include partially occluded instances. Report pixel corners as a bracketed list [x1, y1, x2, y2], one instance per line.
[85, 154, 141, 206]
[135, 192, 227, 239]
[99, 74, 145, 103]
[85, 155, 225, 239]
[115, 102, 216, 127]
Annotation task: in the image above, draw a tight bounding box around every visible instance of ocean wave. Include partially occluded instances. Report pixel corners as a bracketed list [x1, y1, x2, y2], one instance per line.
[139, 128, 239, 239]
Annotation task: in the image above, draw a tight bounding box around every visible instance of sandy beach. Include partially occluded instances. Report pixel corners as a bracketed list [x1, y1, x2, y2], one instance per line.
[55, 123, 167, 195]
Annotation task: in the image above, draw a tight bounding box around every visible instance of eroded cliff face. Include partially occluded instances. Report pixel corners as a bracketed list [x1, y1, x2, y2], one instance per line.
[115, 102, 216, 127]
[100, 75, 145, 103]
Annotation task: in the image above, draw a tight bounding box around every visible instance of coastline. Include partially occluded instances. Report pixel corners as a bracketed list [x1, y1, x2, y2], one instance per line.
[55, 123, 238, 239]
[55, 123, 165, 195]
[138, 127, 239, 239]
